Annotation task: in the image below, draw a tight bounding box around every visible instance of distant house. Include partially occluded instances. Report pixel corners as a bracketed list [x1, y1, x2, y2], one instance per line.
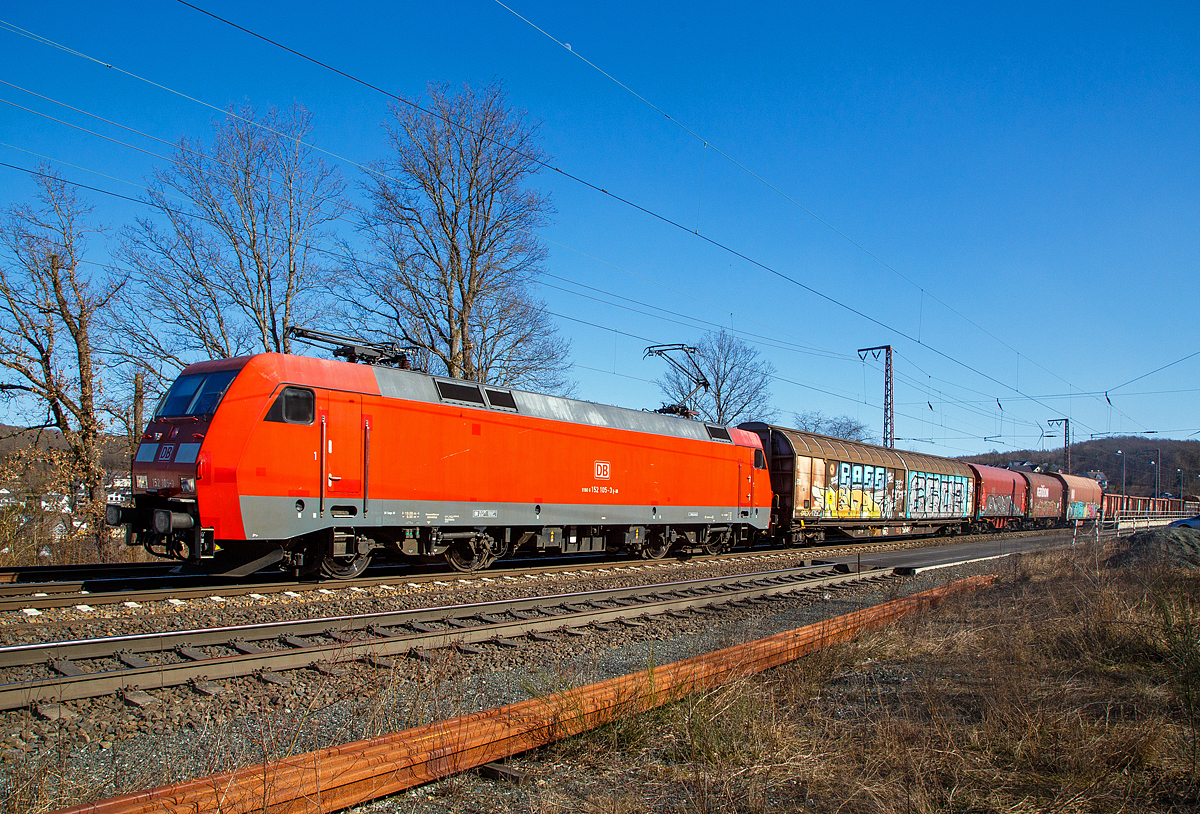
[41, 492, 71, 513]
[0, 488, 19, 508]
[47, 516, 69, 542]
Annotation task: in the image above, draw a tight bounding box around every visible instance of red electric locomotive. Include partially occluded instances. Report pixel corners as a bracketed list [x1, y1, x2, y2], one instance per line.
[108, 352, 772, 577]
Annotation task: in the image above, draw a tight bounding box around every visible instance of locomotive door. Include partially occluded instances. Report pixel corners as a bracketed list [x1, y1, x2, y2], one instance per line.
[737, 461, 742, 517]
[737, 460, 751, 518]
[321, 390, 363, 505]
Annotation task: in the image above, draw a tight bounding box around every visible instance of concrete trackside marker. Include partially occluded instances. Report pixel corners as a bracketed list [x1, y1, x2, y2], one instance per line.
[56, 574, 996, 814]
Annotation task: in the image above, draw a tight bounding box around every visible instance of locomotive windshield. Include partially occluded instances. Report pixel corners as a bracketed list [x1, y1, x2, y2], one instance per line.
[156, 369, 240, 418]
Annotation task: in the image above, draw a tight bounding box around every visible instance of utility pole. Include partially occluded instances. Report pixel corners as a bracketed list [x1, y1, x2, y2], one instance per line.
[1147, 449, 1156, 501]
[857, 345, 894, 448]
[1047, 418, 1070, 474]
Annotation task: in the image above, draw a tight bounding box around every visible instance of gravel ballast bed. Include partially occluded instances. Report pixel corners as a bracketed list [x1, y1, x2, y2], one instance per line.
[1, 554, 1005, 812]
[0, 552, 837, 644]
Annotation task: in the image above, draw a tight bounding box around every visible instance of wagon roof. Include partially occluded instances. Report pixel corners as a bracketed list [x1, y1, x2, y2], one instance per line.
[743, 423, 973, 477]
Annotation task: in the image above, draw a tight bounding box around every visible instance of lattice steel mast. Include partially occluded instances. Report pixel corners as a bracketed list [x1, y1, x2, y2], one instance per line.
[858, 345, 894, 448]
[1047, 417, 1070, 474]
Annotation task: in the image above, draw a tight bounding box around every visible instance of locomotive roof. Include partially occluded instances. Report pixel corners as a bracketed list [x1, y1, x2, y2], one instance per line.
[198, 353, 762, 449]
[371, 363, 762, 447]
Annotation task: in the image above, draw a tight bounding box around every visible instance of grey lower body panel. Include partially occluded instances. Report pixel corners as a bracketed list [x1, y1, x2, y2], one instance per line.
[238, 495, 768, 542]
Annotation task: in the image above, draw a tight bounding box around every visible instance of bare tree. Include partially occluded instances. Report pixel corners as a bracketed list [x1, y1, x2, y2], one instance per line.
[113, 102, 347, 388]
[0, 168, 120, 559]
[794, 409, 875, 443]
[656, 331, 777, 425]
[347, 81, 571, 392]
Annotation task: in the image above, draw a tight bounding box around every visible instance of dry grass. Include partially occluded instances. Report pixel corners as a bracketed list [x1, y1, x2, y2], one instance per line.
[546, 545, 1200, 813]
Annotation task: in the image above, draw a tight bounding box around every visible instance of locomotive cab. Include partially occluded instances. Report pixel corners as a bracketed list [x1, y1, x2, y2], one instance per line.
[108, 358, 249, 564]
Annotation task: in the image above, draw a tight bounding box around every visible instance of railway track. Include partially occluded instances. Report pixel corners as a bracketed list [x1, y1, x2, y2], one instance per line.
[0, 528, 1078, 614]
[0, 563, 894, 711]
[0, 561, 184, 585]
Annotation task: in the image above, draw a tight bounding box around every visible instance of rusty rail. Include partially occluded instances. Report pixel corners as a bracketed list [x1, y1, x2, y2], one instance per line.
[57, 574, 995, 814]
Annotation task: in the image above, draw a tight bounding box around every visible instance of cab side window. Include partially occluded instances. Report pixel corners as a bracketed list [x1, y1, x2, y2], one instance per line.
[265, 387, 315, 425]
[754, 449, 767, 470]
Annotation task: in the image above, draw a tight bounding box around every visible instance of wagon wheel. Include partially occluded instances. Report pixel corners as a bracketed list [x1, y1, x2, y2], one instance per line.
[641, 533, 672, 560]
[319, 551, 372, 580]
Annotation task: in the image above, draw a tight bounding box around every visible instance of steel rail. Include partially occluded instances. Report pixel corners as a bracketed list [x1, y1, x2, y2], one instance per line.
[55, 574, 995, 814]
[0, 566, 881, 709]
[0, 562, 180, 585]
[0, 528, 1069, 612]
[0, 563, 836, 665]
[0, 550, 795, 612]
[0, 581, 88, 598]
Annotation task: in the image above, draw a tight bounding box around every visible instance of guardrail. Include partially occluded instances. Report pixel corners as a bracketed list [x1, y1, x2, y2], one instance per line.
[1110, 513, 1188, 533]
[58, 573, 996, 814]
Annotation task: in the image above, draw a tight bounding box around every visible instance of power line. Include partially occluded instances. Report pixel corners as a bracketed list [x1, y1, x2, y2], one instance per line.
[488, 0, 1135, 430]
[539, 274, 849, 359]
[0, 32, 1123, 448]
[0, 12, 1155, 441]
[0, 18, 390, 185]
[535, 232, 849, 359]
[1106, 349, 1200, 394]
[0, 153, 1053, 454]
[162, 1, 1109, 437]
[0, 77, 1040, 437]
[0, 154, 1015, 453]
[3, 78, 857, 367]
[0, 83, 355, 221]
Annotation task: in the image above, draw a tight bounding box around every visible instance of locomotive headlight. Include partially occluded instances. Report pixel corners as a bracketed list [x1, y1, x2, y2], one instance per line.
[134, 474, 148, 489]
[180, 477, 195, 493]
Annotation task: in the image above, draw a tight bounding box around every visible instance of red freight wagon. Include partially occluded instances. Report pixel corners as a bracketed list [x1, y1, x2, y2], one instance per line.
[1056, 473, 1103, 520]
[1022, 471, 1064, 524]
[967, 463, 1026, 530]
[111, 354, 772, 577]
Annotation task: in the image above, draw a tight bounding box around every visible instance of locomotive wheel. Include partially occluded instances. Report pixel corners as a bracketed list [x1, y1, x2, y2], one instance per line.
[641, 534, 671, 560]
[319, 552, 372, 580]
[445, 536, 499, 572]
[702, 532, 730, 555]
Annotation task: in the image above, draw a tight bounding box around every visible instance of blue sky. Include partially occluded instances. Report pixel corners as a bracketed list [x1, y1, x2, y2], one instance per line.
[1, 1, 1197, 459]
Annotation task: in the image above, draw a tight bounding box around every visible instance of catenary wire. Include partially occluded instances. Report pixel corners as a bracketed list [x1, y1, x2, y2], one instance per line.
[0, 75, 861, 367]
[0, 52, 1132, 446]
[3, 12, 1156, 439]
[0, 154, 1067, 452]
[488, 0, 1143, 431]
[160, 1, 1110, 437]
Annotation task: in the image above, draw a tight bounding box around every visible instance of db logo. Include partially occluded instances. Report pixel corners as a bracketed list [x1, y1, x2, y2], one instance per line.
[594, 461, 611, 480]
[157, 444, 175, 462]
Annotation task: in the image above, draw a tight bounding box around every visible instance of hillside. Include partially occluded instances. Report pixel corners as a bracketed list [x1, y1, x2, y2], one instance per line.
[0, 424, 132, 493]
